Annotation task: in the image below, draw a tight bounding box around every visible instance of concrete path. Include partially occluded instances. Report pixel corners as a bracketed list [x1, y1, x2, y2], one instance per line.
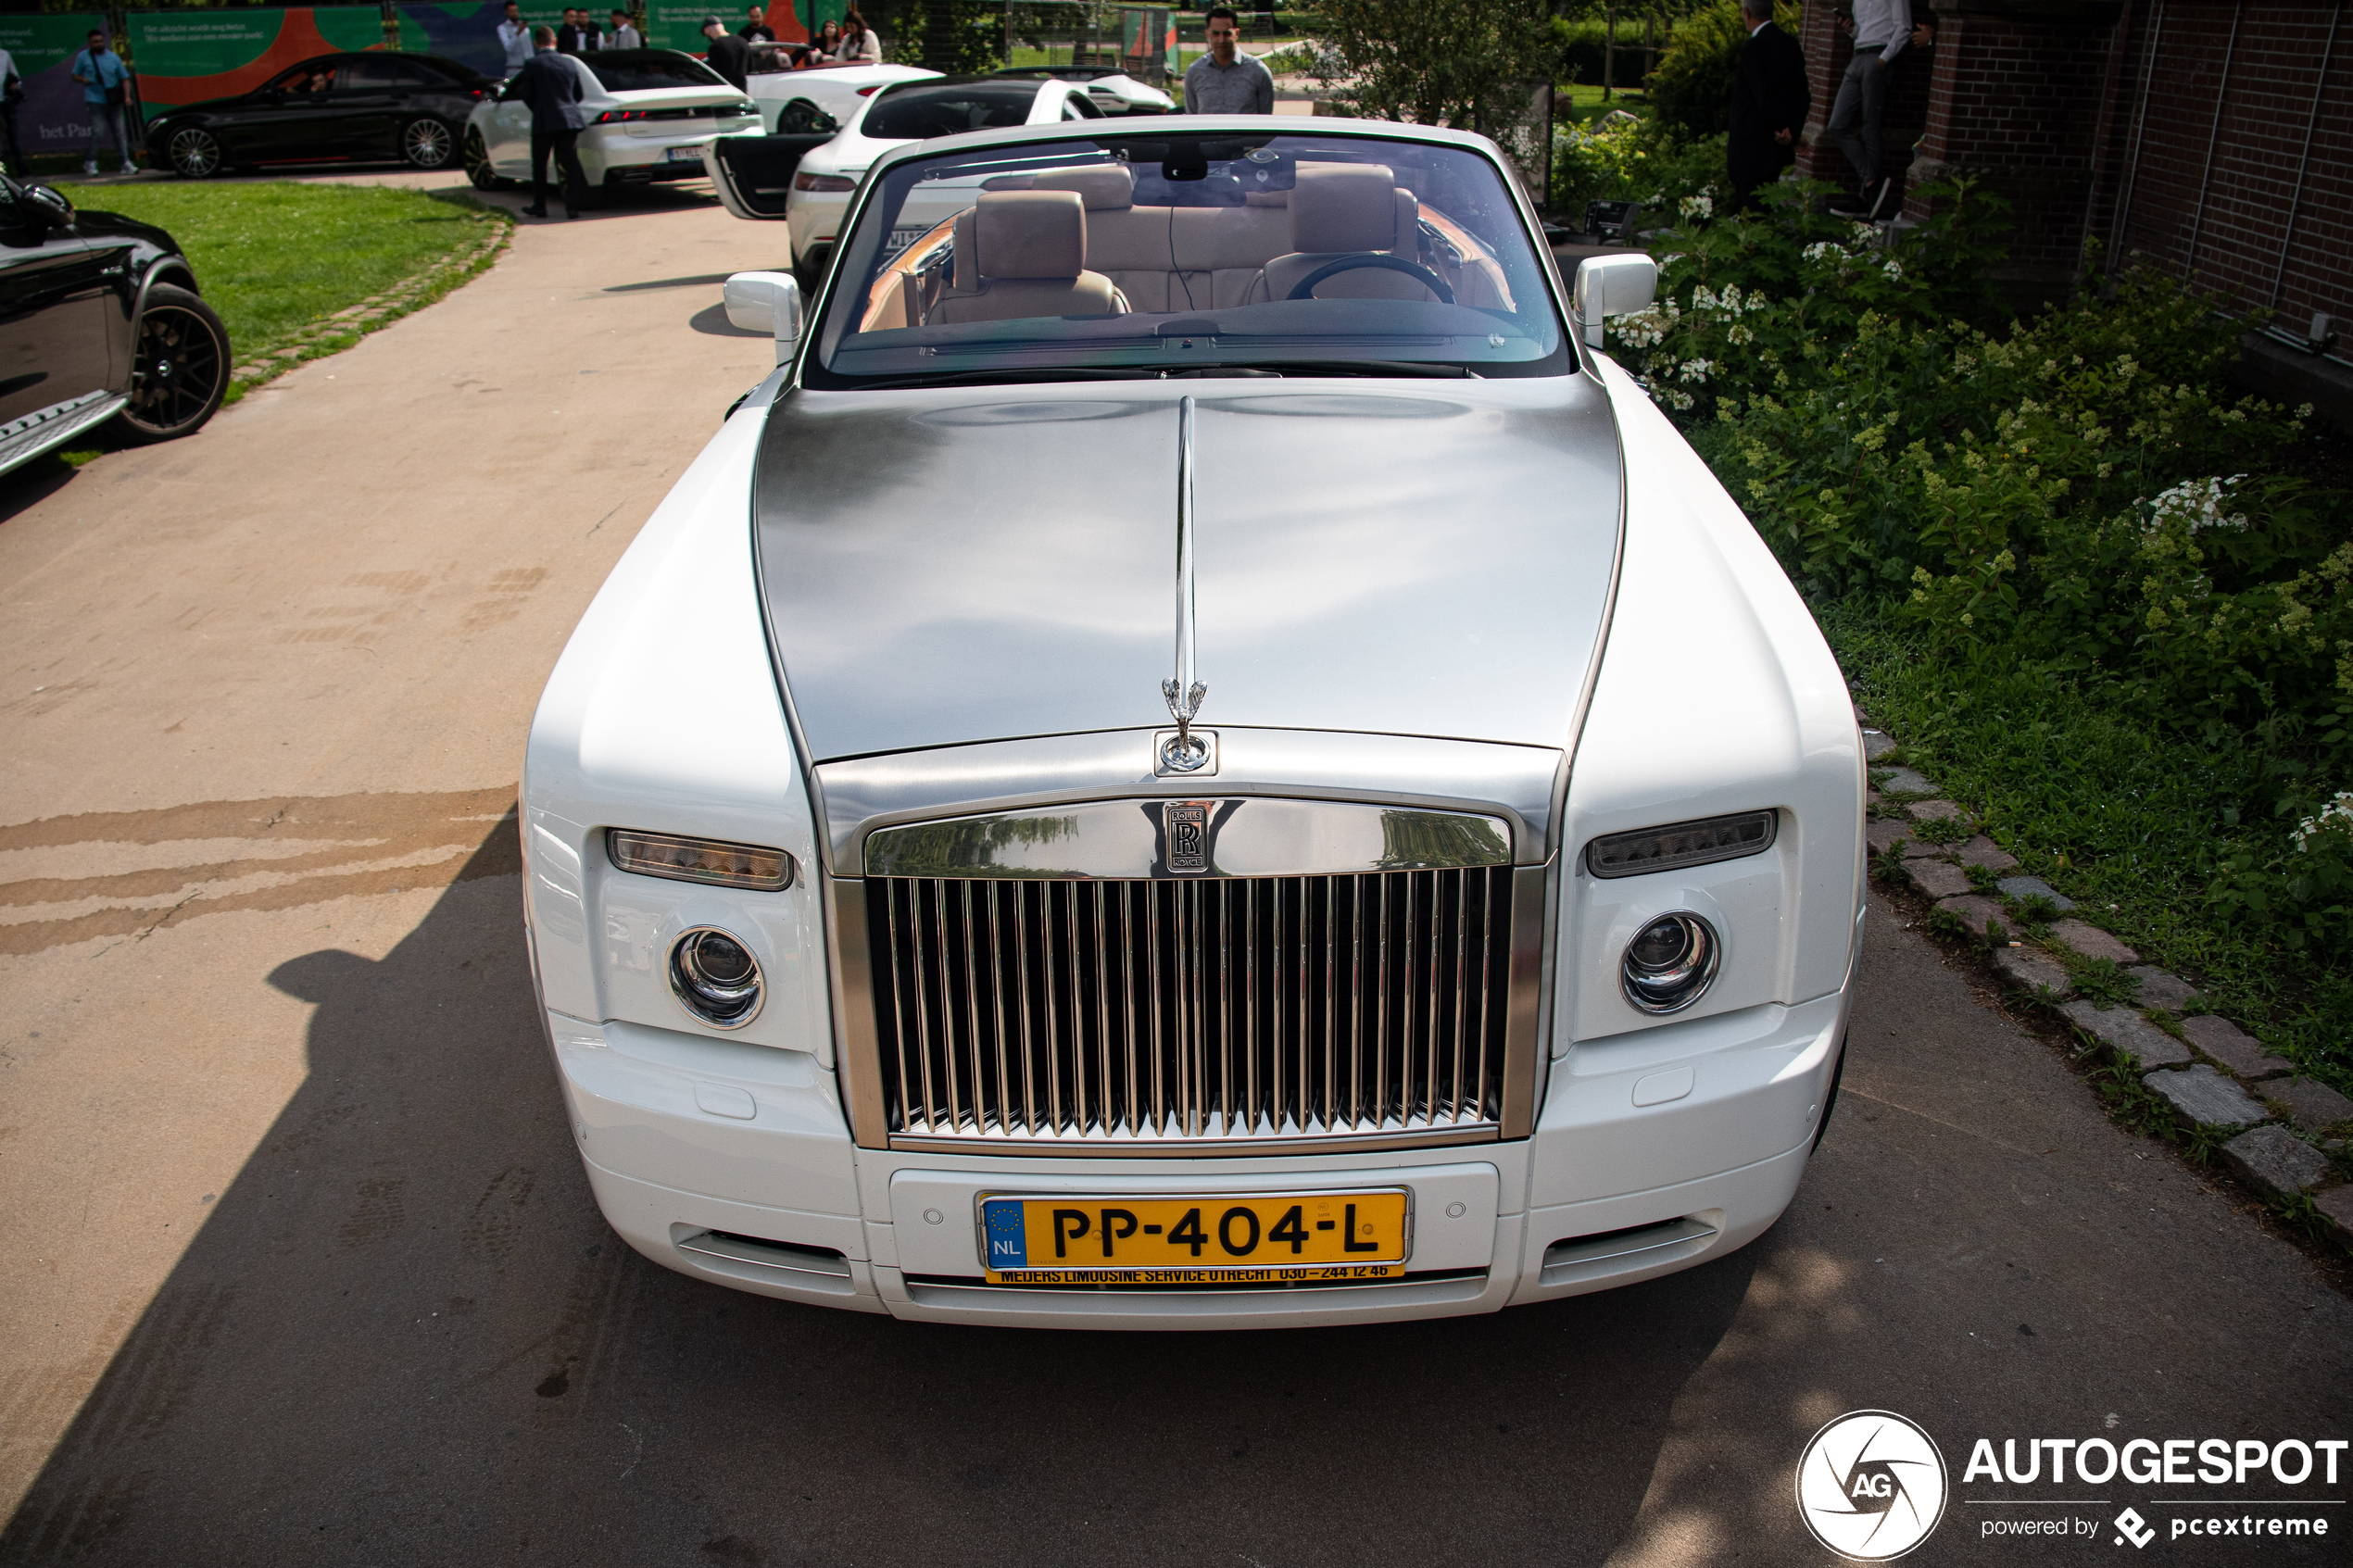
[0, 169, 2347, 1566]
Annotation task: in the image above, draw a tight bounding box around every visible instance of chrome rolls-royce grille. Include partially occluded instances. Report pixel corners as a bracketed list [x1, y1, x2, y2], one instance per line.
[866, 869, 1515, 1147]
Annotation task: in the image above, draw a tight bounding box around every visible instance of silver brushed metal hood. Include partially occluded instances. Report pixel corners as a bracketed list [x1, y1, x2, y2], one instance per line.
[753, 376, 1621, 764]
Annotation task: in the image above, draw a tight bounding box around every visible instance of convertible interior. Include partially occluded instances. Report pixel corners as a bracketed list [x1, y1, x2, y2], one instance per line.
[856, 162, 1517, 333]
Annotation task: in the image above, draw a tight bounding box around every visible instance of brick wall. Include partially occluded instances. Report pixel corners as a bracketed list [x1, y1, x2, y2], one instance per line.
[1905, 0, 2124, 295]
[2090, 2, 2353, 335]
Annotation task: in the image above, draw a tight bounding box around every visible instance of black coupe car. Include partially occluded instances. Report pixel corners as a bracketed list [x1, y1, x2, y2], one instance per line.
[144, 52, 495, 178]
[0, 177, 230, 475]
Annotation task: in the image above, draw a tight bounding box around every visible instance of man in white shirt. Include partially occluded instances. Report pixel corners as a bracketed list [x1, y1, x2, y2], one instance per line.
[1826, 0, 1934, 219]
[497, 1, 534, 74]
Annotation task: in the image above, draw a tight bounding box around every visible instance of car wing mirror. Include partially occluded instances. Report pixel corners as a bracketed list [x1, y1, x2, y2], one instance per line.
[724, 270, 803, 365]
[1573, 253, 1658, 349]
[23, 182, 73, 231]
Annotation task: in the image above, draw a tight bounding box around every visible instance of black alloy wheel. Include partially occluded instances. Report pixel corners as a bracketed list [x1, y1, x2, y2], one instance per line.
[402, 117, 455, 169]
[463, 128, 499, 190]
[792, 243, 828, 299]
[116, 283, 231, 444]
[166, 126, 223, 179]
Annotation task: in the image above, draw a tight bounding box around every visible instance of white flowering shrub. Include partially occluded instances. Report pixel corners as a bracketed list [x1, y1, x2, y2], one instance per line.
[1600, 175, 2011, 423]
[2295, 793, 2353, 853]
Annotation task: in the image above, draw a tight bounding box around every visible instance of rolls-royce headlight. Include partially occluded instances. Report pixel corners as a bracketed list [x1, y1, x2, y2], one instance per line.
[609, 828, 794, 891]
[1585, 810, 1777, 879]
[670, 927, 763, 1027]
[1621, 913, 1720, 1014]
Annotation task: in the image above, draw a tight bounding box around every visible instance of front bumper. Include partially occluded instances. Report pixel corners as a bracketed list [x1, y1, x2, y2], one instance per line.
[550, 985, 1848, 1329]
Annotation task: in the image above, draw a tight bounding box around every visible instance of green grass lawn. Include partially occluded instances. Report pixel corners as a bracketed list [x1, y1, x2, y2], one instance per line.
[1821, 597, 2353, 1090]
[53, 180, 505, 370]
[1556, 82, 1647, 128]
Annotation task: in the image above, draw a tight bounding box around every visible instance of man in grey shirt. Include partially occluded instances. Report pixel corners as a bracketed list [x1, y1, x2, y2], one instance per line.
[1182, 6, 1273, 114]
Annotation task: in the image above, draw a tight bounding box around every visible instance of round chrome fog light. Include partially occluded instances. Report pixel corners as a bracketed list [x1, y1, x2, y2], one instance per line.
[669, 927, 763, 1028]
[1621, 913, 1720, 1015]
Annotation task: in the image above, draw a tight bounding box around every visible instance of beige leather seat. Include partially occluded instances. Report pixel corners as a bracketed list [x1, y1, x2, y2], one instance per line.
[1248, 164, 1437, 306]
[931, 191, 1126, 325]
[1031, 165, 1293, 311]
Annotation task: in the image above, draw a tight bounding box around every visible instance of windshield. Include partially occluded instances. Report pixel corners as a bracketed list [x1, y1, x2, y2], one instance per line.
[862, 85, 1038, 141]
[584, 50, 724, 92]
[807, 132, 1568, 388]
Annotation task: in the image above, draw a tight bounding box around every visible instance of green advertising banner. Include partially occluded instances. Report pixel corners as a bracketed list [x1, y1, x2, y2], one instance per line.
[0, 13, 111, 156]
[397, 3, 571, 78]
[130, 7, 390, 122]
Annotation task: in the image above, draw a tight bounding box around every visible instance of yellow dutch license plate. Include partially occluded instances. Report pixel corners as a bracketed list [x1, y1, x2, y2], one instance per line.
[978, 1189, 1410, 1286]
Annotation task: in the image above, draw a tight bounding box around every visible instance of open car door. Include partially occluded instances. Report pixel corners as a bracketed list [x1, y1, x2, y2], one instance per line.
[703, 132, 834, 222]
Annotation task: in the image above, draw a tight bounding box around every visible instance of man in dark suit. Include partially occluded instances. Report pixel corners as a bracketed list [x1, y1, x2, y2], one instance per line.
[1728, 0, 1810, 215]
[558, 8, 602, 53]
[511, 29, 592, 220]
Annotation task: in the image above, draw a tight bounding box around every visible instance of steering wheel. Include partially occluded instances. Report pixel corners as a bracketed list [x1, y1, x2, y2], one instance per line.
[1286, 253, 1455, 304]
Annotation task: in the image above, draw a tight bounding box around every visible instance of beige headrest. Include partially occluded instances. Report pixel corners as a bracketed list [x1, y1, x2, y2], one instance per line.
[1031, 165, 1134, 211]
[1289, 164, 1402, 254]
[970, 190, 1088, 280]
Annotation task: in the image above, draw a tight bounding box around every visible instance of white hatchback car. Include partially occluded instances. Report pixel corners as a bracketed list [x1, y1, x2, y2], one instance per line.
[463, 49, 760, 196]
[775, 76, 1106, 285]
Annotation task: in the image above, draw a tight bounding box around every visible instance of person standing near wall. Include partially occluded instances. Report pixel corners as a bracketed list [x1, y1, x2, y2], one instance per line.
[607, 8, 643, 48]
[1180, 6, 1272, 113]
[1726, 0, 1808, 215]
[498, 1, 534, 74]
[1825, 0, 1934, 219]
[69, 28, 131, 178]
[512, 27, 591, 220]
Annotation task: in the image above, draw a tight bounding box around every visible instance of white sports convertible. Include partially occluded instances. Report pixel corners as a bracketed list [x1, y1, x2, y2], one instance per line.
[523, 117, 1865, 1329]
[739, 74, 1110, 289]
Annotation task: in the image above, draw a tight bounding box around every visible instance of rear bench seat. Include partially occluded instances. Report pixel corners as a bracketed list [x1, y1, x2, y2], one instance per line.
[1026, 164, 1426, 312]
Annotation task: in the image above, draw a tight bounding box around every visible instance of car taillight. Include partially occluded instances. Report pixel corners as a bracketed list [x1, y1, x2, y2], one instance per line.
[595, 108, 648, 124]
[855, 83, 885, 95]
[793, 172, 855, 192]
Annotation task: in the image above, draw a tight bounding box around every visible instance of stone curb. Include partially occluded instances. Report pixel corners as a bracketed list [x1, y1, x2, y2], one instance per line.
[227, 214, 512, 386]
[1862, 722, 2353, 1247]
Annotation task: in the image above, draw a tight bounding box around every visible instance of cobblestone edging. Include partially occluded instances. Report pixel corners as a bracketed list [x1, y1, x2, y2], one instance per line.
[1861, 724, 2353, 1248]
[227, 210, 513, 390]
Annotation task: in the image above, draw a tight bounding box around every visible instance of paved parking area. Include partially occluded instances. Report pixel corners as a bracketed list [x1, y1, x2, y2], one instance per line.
[0, 165, 2346, 1567]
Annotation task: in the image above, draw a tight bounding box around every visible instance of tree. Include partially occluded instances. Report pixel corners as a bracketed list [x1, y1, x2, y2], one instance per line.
[1647, 0, 1788, 139]
[1302, 0, 1559, 130]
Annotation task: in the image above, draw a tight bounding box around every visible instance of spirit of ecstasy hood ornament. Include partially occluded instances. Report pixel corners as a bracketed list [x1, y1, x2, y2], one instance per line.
[1160, 395, 1210, 773]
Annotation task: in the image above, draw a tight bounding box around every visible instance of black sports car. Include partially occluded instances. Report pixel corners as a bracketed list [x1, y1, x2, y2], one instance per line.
[0, 178, 231, 475]
[144, 52, 495, 178]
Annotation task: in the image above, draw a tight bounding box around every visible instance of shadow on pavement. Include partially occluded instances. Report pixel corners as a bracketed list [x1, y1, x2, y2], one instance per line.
[690, 302, 765, 338]
[606, 273, 736, 294]
[0, 815, 1761, 1567]
[0, 454, 84, 528]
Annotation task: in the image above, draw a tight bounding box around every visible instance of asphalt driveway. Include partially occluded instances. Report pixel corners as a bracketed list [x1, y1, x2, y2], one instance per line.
[0, 169, 2344, 1568]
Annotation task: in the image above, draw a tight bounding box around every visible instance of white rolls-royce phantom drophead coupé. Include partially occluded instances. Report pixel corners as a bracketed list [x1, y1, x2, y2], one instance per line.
[520, 116, 1866, 1329]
